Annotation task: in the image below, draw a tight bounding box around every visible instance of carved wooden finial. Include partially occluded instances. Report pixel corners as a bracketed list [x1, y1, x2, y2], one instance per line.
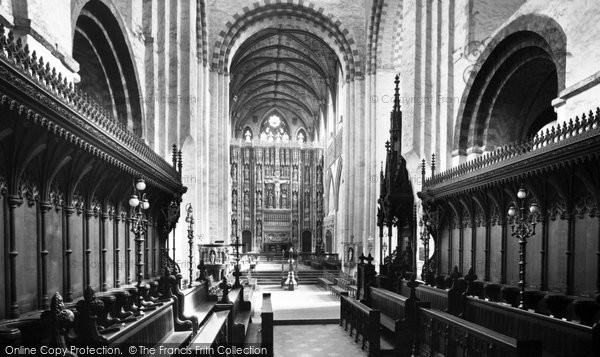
[218, 276, 232, 303]
[177, 149, 183, 175]
[393, 74, 401, 112]
[172, 144, 178, 167]
[196, 260, 207, 282]
[358, 253, 366, 264]
[366, 253, 374, 265]
[451, 265, 460, 281]
[464, 266, 477, 283]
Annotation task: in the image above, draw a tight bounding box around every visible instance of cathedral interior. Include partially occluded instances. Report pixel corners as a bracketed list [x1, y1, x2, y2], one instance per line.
[0, 0, 599, 356]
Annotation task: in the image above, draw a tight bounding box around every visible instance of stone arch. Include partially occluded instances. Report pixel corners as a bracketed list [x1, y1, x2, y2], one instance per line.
[335, 157, 343, 210]
[453, 14, 567, 155]
[72, 0, 143, 136]
[325, 169, 336, 213]
[211, 0, 360, 80]
[196, 0, 208, 66]
[367, 0, 400, 74]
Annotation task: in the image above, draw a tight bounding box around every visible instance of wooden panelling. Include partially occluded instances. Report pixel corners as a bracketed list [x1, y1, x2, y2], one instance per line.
[463, 226, 472, 274]
[105, 215, 114, 289]
[505, 229, 520, 286]
[439, 225, 449, 273]
[451, 228, 459, 273]
[118, 215, 127, 285]
[464, 297, 593, 356]
[47, 209, 63, 303]
[475, 225, 486, 275]
[574, 215, 599, 297]
[489, 225, 503, 283]
[547, 218, 568, 292]
[526, 223, 542, 289]
[71, 214, 83, 300]
[0, 196, 5, 317]
[89, 215, 100, 291]
[16, 204, 37, 312]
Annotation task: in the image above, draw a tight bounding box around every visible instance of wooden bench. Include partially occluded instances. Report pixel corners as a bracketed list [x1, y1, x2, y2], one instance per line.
[417, 307, 541, 357]
[189, 309, 230, 355]
[330, 278, 350, 299]
[226, 286, 253, 346]
[109, 299, 193, 352]
[369, 287, 406, 335]
[339, 292, 381, 356]
[184, 281, 218, 328]
[396, 279, 597, 356]
[261, 293, 274, 357]
[339, 272, 357, 298]
[317, 272, 335, 290]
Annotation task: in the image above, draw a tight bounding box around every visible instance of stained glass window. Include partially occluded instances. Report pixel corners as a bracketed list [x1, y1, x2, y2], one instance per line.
[260, 115, 290, 142]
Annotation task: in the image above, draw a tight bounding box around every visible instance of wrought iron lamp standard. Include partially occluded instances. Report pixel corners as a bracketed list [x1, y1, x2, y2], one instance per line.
[185, 204, 194, 288]
[507, 187, 539, 310]
[419, 218, 431, 282]
[129, 178, 150, 315]
[231, 217, 242, 288]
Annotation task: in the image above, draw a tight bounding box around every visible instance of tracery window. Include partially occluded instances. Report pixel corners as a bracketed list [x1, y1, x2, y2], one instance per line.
[259, 115, 290, 142]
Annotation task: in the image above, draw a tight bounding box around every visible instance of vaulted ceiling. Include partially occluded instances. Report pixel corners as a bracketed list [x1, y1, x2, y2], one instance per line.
[229, 28, 339, 140]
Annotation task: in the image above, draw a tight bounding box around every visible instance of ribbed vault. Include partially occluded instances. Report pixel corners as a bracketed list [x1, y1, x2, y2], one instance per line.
[230, 28, 339, 140]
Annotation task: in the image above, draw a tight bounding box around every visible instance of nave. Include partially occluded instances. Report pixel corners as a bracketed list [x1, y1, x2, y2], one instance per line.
[1, 0, 600, 356]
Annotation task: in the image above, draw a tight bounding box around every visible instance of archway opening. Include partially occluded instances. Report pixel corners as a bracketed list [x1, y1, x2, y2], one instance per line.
[456, 30, 563, 155]
[73, 0, 143, 136]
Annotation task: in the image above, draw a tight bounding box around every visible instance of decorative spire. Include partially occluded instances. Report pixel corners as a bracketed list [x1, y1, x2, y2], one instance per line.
[421, 159, 426, 185]
[177, 149, 183, 176]
[172, 144, 178, 168]
[393, 74, 401, 112]
[389, 75, 403, 153]
[431, 153, 436, 177]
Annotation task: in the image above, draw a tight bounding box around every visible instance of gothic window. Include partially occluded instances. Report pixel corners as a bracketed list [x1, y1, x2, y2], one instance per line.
[297, 129, 307, 143]
[260, 115, 290, 142]
[243, 127, 253, 142]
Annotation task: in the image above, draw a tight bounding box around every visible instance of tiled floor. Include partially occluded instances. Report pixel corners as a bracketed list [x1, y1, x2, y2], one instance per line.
[250, 284, 368, 356]
[252, 284, 340, 322]
[274, 324, 368, 357]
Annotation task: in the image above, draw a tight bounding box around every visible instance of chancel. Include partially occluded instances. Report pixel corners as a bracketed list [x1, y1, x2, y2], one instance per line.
[0, 1, 599, 357]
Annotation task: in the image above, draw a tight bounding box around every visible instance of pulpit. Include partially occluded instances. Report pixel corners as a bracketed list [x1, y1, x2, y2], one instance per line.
[198, 244, 230, 281]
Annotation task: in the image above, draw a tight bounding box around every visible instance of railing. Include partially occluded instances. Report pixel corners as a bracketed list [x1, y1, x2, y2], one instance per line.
[0, 25, 180, 188]
[340, 292, 380, 357]
[261, 293, 273, 357]
[418, 308, 541, 357]
[424, 108, 600, 188]
[395, 276, 597, 356]
[399, 282, 448, 311]
[370, 287, 406, 320]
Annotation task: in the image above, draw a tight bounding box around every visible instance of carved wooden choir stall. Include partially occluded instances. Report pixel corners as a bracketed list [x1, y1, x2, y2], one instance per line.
[0, 27, 261, 355]
[341, 76, 600, 357]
